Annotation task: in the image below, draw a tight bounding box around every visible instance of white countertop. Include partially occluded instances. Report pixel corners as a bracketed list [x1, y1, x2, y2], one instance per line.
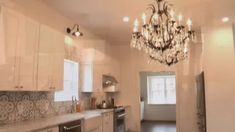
[0, 109, 114, 132]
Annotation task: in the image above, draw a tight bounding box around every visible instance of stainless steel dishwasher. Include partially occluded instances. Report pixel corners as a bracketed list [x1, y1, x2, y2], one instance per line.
[59, 120, 82, 132]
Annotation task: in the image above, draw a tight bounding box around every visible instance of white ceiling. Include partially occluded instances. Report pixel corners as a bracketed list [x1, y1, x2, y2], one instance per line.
[42, 0, 235, 44]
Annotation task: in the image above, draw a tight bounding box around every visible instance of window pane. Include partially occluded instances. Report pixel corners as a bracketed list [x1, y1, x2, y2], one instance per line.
[147, 75, 176, 105]
[54, 60, 79, 102]
[149, 77, 165, 104]
[166, 77, 176, 104]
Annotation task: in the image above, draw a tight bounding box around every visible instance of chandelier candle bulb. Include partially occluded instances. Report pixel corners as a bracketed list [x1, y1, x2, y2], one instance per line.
[133, 19, 139, 32]
[142, 13, 147, 25]
[178, 14, 183, 24]
[187, 19, 192, 30]
[170, 10, 175, 18]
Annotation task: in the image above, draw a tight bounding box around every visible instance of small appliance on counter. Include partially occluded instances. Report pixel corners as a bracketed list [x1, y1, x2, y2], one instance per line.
[96, 98, 115, 109]
[96, 100, 109, 109]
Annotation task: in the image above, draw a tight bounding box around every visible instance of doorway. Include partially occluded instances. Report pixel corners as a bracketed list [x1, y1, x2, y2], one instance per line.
[139, 71, 177, 132]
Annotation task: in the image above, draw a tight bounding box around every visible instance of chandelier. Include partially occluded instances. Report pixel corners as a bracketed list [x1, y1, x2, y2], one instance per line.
[130, 0, 195, 66]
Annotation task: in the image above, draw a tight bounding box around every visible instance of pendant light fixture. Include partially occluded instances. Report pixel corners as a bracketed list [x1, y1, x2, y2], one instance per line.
[130, 0, 195, 66]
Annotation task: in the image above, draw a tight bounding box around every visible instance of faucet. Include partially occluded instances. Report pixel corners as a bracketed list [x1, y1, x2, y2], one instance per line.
[71, 96, 77, 113]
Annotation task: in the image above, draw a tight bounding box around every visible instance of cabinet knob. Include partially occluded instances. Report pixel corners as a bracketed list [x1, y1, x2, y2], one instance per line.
[20, 86, 23, 89]
[15, 86, 19, 89]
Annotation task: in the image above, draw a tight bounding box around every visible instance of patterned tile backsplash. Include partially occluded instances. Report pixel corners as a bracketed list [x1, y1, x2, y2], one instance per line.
[0, 92, 72, 125]
[0, 91, 109, 125]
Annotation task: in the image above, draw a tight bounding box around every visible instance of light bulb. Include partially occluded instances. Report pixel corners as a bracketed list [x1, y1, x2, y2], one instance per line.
[178, 14, 183, 22]
[170, 10, 175, 18]
[187, 18, 192, 30]
[187, 19, 192, 26]
[75, 31, 81, 37]
[142, 13, 147, 25]
[153, 13, 158, 20]
[133, 19, 139, 32]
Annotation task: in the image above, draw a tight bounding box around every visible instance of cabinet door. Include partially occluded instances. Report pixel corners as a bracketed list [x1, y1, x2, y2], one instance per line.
[102, 113, 109, 132]
[108, 112, 114, 132]
[81, 63, 93, 92]
[37, 25, 54, 91]
[38, 24, 64, 91]
[51, 30, 65, 91]
[17, 17, 39, 91]
[0, 7, 20, 90]
[103, 112, 114, 132]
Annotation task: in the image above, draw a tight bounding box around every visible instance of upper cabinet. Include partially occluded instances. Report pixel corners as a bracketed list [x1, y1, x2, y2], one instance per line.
[18, 17, 40, 91]
[0, 6, 65, 91]
[81, 62, 94, 92]
[0, 7, 39, 91]
[37, 24, 65, 91]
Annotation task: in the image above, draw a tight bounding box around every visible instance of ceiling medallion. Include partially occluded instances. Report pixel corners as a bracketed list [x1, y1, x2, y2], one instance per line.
[130, 0, 195, 66]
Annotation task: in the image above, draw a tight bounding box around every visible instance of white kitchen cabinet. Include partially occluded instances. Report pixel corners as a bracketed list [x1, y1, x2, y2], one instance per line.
[36, 126, 59, 132]
[0, 6, 39, 91]
[81, 63, 104, 93]
[102, 112, 114, 132]
[17, 17, 40, 91]
[37, 24, 65, 91]
[84, 116, 103, 132]
[81, 62, 93, 92]
[0, 6, 20, 90]
[0, 6, 65, 91]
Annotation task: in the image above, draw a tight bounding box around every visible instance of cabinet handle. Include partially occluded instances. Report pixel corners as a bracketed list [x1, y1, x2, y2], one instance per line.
[20, 86, 23, 89]
[63, 124, 81, 131]
[15, 86, 19, 89]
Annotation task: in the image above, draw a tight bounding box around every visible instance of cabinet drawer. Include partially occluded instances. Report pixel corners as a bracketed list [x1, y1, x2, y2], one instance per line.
[85, 116, 102, 132]
[35, 126, 59, 132]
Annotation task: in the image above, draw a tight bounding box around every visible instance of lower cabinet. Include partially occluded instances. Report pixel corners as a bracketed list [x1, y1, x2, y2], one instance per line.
[102, 112, 114, 132]
[36, 126, 59, 132]
[84, 116, 103, 132]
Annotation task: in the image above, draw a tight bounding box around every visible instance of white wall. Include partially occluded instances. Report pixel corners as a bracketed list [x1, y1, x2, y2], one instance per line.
[202, 24, 235, 132]
[139, 72, 176, 121]
[110, 41, 202, 132]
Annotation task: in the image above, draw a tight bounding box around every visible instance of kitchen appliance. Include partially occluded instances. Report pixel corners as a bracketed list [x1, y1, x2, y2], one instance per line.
[59, 120, 81, 132]
[114, 107, 126, 132]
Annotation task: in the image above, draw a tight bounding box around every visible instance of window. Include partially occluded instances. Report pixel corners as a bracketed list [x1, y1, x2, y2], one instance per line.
[54, 60, 79, 102]
[147, 75, 176, 104]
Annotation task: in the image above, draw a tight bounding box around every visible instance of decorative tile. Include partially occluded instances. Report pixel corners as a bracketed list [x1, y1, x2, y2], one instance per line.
[0, 91, 105, 125]
[0, 92, 73, 124]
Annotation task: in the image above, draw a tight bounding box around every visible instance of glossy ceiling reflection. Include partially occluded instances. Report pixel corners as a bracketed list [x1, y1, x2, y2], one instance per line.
[42, 0, 235, 44]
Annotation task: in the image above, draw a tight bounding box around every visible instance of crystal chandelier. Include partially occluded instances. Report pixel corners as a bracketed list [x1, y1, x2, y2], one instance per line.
[130, 0, 195, 66]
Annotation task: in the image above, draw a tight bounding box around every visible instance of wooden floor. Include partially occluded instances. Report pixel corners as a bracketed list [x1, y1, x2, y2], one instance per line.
[141, 121, 176, 132]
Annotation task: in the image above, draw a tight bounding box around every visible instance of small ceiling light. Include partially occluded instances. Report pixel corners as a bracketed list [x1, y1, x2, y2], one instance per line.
[123, 16, 130, 22]
[67, 24, 83, 37]
[222, 17, 229, 23]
